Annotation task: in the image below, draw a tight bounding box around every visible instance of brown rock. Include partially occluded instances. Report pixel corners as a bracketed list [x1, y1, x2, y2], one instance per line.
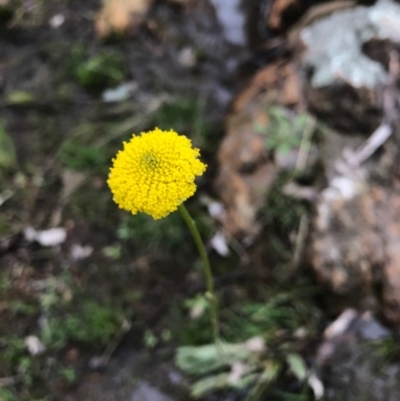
[267, 0, 299, 30]
[308, 181, 400, 325]
[215, 60, 301, 238]
[167, 0, 193, 6]
[304, 83, 382, 134]
[382, 206, 400, 326]
[233, 61, 301, 113]
[215, 105, 276, 238]
[298, 0, 400, 325]
[95, 0, 154, 38]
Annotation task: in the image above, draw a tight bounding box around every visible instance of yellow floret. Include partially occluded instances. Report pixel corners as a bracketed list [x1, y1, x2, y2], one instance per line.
[107, 128, 207, 219]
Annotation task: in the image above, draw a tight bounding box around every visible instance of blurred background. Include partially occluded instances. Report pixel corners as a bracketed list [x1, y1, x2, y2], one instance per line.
[2, 0, 400, 400]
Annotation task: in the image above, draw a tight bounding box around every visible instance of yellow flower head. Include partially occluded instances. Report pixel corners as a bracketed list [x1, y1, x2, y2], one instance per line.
[107, 128, 207, 219]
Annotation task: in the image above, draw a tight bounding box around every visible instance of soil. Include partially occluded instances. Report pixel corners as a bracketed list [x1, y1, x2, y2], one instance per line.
[3, 1, 398, 401]
[0, 1, 272, 400]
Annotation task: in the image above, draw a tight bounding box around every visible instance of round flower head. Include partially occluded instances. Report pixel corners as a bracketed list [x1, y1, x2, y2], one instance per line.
[107, 128, 207, 219]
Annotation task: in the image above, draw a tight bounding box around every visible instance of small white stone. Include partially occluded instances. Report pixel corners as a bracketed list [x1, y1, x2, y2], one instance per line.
[35, 227, 67, 247]
[70, 244, 93, 260]
[324, 308, 358, 339]
[207, 201, 225, 219]
[24, 227, 37, 242]
[49, 14, 65, 29]
[245, 336, 265, 353]
[102, 82, 138, 103]
[25, 227, 67, 246]
[210, 231, 230, 256]
[177, 47, 196, 68]
[308, 372, 324, 399]
[190, 303, 205, 319]
[25, 336, 46, 356]
[227, 362, 247, 384]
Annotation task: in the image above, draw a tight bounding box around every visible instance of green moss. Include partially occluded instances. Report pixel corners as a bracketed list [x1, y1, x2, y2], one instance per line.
[8, 300, 39, 316]
[152, 97, 211, 149]
[0, 121, 16, 171]
[2, 337, 26, 365]
[68, 45, 126, 91]
[366, 337, 400, 362]
[59, 367, 76, 384]
[222, 284, 319, 344]
[254, 105, 314, 157]
[41, 298, 122, 350]
[167, 302, 214, 346]
[262, 176, 309, 259]
[0, 387, 18, 401]
[0, 274, 11, 294]
[60, 139, 108, 173]
[117, 211, 187, 251]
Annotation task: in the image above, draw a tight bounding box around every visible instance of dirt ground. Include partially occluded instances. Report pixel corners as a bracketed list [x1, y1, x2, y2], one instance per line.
[2, 1, 400, 401]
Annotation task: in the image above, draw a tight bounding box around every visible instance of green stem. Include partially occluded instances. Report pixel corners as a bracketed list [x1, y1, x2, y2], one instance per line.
[178, 203, 219, 341]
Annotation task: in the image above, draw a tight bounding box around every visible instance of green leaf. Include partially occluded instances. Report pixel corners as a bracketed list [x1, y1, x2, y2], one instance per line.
[286, 353, 308, 381]
[244, 360, 281, 401]
[0, 122, 15, 169]
[278, 144, 291, 155]
[191, 372, 257, 398]
[6, 90, 35, 105]
[176, 342, 258, 376]
[0, 387, 17, 401]
[253, 123, 267, 134]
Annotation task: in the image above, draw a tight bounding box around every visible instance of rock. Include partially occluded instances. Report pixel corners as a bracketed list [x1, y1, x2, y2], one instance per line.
[25, 335, 46, 355]
[215, 105, 276, 238]
[323, 343, 400, 401]
[323, 309, 358, 340]
[210, 230, 230, 257]
[64, 372, 130, 401]
[298, 0, 400, 326]
[102, 82, 138, 103]
[215, 60, 300, 238]
[177, 47, 196, 68]
[70, 244, 93, 261]
[131, 382, 173, 401]
[215, 0, 400, 324]
[232, 61, 301, 112]
[308, 178, 400, 324]
[166, 0, 193, 6]
[209, 0, 246, 46]
[355, 312, 391, 340]
[24, 227, 67, 247]
[63, 350, 188, 401]
[317, 310, 397, 401]
[49, 13, 65, 29]
[95, 0, 154, 38]
[305, 120, 400, 322]
[300, 1, 400, 89]
[267, 0, 299, 30]
[300, 0, 400, 133]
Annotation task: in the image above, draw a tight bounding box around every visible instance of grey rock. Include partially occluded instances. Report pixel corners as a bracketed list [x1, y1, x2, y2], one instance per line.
[301, 0, 400, 89]
[321, 335, 400, 401]
[356, 314, 391, 340]
[131, 382, 173, 401]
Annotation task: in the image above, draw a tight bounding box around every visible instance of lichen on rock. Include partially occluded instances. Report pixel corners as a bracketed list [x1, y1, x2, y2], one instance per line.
[301, 0, 400, 89]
